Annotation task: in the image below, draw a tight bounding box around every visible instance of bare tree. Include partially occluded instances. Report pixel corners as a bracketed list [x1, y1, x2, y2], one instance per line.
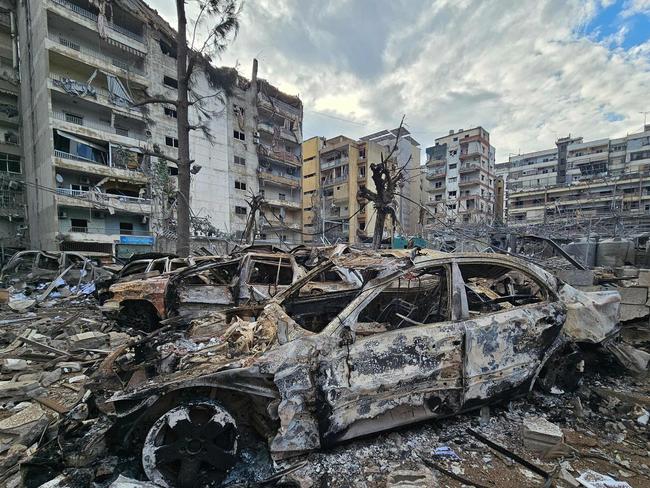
[134, 1, 240, 257]
[358, 116, 410, 249]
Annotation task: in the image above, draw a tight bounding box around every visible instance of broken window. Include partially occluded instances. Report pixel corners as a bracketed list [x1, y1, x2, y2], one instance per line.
[165, 136, 179, 148]
[248, 260, 293, 286]
[70, 219, 88, 232]
[164, 107, 177, 119]
[0, 153, 20, 173]
[458, 263, 547, 315]
[36, 253, 60, 271]
[120, 261, 150, 278]
[235, 206, 247, 215]
[233, 130, 245, 141]
[234, 180, 247, 190]
[357, 266, 449, 334]
[148, 258, 168, 275]
[163, 76, 178, 89]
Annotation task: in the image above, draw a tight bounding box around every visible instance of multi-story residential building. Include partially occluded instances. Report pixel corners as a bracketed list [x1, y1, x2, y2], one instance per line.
[301, 128, 420, 245]
[14, 0, 302, 256]
[499, 126, 650, 230]
[0, 0, 25, 251]
[423, 127, 496, 232]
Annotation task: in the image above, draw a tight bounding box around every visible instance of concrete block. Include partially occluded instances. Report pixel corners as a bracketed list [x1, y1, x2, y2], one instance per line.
[67, 331, 109, 351]
[574, 285, 602, 292]
[615, 266, 639, 279]
[0, 380, 44, 400]
[619, 304, 649, 322]
[0, 403, 49, 453]
[555, 269, 594, 286]
[522, 417, 563, 454]
[638, 269, 650, 287]
[618, 286, 648, 305]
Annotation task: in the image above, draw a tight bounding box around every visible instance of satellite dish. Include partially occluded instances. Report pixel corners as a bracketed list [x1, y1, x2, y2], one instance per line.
[55, 174, 64, 184]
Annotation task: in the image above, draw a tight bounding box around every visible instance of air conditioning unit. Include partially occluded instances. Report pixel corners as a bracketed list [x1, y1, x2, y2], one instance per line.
[253, 132, 260, 144]
[58, 210, 68, 219]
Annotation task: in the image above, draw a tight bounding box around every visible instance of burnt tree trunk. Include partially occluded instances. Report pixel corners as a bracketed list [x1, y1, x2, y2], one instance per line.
[175, 0, 191, 257]
[373, 210, 386, 249]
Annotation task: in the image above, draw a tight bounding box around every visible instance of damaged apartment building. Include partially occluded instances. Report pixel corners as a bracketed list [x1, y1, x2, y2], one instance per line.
[301, 128, 421, 245]
[423, 127, 496, 234]
[0, 0, 24, 253]
[497, 125, 650, 233]
[11, 0, 302, 258]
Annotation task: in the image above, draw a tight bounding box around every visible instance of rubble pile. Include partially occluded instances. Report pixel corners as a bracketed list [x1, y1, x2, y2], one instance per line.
[0, 247, 647, 487]
[0, 296, 138, 487]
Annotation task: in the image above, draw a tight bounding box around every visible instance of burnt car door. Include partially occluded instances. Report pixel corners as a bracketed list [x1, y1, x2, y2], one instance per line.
[457, 259, 565, 406]
[318, 262, 467, 444]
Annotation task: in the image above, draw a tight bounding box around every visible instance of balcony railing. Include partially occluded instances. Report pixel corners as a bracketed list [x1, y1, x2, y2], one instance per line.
[66, 226, 151, 236]
[258, 144, 301, 166]
[56, 187, 151, 205]
[322, 175, 349, 186]
[49, 74, 144, 114]
[54, 149, 102, 165]
[52, 111, 146, 141]
[459, 163, 481, 173]
[51, 0, 145, 43]
[321, 157, 349, 170]
[48, 33, 144, 75]
[459, 177, 480, 186]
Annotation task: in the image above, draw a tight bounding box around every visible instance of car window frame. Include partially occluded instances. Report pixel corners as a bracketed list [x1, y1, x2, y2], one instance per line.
[320, 258, 455, 338]
[454, 257, 556, 320]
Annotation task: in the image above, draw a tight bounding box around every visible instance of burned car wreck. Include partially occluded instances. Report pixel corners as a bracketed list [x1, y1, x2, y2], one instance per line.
[51, 250, 645, 488]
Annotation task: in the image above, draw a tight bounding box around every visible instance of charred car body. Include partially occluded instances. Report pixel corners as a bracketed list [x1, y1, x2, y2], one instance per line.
[0, 250, 111, 288]
[88, 250, 638, 488]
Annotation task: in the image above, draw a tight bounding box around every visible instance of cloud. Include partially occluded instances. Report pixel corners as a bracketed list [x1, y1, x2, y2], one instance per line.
[148, 0, 650, 162]
[621, 0, 650, 17]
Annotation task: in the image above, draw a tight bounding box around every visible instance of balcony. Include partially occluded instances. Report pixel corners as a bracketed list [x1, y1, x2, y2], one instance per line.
[459, 177, 480, 187]
[426, 169, 446, 180]
[262, 198, 301, 210]
[59, 226, 152, 243]
[260, 218, 302, 231]
[49, 0, 145, 45]
[459, 150, 481, 160]
[321, 157, 349, 170]
[55, 187, 152, 213]
[257, 168, 301, 188]
[51, 111, 147, 142]
[459, 163, 481, 173]
[48, 75, 145, 119]
[46, 33, 148, 86]
[257, 93, 301, 120]
[53, 150, 148, 183]
[426, 158, 446, 167]
[322, 175, 349, 187]
[258, 144, 301, 167]
[257, 121, 300, 143]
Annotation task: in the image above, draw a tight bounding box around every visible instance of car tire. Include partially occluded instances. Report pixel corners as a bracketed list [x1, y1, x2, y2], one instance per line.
[142, 400, 239, 488]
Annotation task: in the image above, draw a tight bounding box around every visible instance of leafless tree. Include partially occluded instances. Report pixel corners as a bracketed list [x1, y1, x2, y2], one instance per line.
[134, 1, 240, 257]
[358, 116, 410, 249]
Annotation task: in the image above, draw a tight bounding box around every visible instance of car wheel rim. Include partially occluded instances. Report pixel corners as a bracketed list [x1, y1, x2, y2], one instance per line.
[142, 400, 238, 488]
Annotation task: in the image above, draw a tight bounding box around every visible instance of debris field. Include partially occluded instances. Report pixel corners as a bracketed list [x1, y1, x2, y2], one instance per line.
[0, 245, 648, 488]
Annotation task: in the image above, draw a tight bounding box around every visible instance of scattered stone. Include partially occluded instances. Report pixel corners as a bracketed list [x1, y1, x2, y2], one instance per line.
[559, 467, 580, 487]
[0, 358, 31, 372]
[67, 331, 109, 351]
[0, 380, 44, 401]
[0, 403, 49, 452]
[522, 416, 564, 454]
[56, 361, 82, 372]
[556, 269, 594, 286]
[617, 287, 648, 305]
[40, 368, 62, 387]
[619, 303, 649, 322]
[576, 469, 632, 488]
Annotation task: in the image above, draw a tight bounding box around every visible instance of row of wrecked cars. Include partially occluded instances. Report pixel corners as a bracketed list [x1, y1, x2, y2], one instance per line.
[3, 245, 649, 487]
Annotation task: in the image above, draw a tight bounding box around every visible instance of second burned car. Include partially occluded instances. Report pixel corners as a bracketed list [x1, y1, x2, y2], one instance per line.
[92, 250, 633, 488]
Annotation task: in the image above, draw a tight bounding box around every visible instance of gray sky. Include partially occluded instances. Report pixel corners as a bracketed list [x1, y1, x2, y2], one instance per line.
[148, 0, 650, 162]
